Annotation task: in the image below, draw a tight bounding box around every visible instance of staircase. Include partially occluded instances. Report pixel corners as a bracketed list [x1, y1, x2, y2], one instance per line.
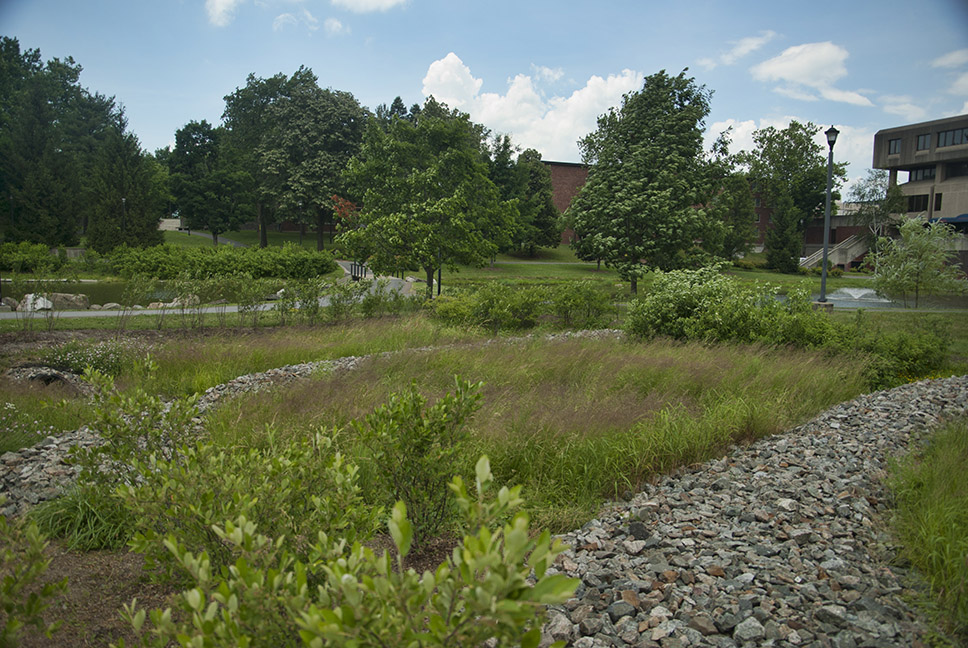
[799, 235, 869, 269]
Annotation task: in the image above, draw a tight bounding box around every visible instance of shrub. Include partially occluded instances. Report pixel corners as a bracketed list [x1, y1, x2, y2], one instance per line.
[352, 379, 482, 544]
[1, 497, 66, 646]
[546, 281, 613, 329]
[119, 429, 381, 584]
[108, 243, 336, 280]
[114, 457, 577, 648]
[470, 282, 545, 333]
[39, 340, 130, 377]
[0, 242, 61, 274]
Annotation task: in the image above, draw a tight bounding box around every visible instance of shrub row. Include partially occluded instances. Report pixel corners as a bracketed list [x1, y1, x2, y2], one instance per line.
[0, 242, 66, 274]
[428, 281, 615, 333]
[108, 243, 337, 279]
[625, 265, 949, 389]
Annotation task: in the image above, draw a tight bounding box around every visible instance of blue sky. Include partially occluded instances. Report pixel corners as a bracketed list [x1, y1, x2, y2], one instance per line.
[3, 0, 968, 189]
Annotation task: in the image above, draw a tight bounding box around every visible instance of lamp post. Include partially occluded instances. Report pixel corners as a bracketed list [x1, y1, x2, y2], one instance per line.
[818, 125, 839, 304]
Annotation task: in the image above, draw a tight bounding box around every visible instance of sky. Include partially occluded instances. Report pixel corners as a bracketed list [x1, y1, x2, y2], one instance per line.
[3, 0, 968, 191]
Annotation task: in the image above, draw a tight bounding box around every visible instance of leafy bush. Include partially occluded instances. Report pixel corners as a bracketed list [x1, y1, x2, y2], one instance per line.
[34, 370, 198, 550]
[0, 242, 61, 274]
[352, 379, 482, 544]
[119, 429, 380, 584]
[39, 340, 131, 377]
[114, 457, 577, 648]
[109, 243, 336, 280]
[546, 280, 613, 329]
[1, 497, 66, 646]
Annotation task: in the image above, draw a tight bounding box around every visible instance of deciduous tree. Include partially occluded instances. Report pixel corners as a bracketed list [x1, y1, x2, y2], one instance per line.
[872, 218, 967, 307]
[568, 70, 713, 293]
[847, 168, 906, 254]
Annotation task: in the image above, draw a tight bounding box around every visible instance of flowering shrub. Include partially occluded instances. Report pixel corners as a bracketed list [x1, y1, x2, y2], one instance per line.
[39, 340, 132, 377]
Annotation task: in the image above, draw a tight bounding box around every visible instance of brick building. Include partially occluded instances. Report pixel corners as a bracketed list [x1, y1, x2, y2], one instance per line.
[542, 160, 588, 244]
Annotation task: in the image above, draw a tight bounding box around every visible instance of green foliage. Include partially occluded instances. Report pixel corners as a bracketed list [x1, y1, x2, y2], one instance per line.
[34, 370, 198, 550]
[764, 193, 804, 274]
[706, 173, 757, 260]
[570, 70, 713, 292]
[0, 242, 61, 273]
[38, 339, 130, 376]
[469, 282, 545, 334]
[114, 456, 576, 648]
[108, 242, 336, 279]
[352, 379, 482, 543]
[339, 97, 506, 300]
[1, 497, 66, 647]
[847, 169, 906, 253]
[626, 266, 951, 389]
[872, 218, 968, 307]
[890, 417, 968, 641]
[546, 280, 613, 329]
[118, 429, 380, 584]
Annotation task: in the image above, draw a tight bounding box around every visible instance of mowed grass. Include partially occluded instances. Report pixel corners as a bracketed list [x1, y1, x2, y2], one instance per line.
[890, 416, 968, 641]
[205, 335, 869, 529]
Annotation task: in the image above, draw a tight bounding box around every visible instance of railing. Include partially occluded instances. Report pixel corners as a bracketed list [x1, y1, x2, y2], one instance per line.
[799, 235, 868, 268]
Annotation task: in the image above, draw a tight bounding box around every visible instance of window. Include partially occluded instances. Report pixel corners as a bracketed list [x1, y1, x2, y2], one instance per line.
[909, 167, 936, 182]
[888, 138, 902, 154]
[946, 161, 968, 178]
[754, 196, 761, 208]
[907, 194, 929, 212]
[935, 193, 942, 211]
[937, 128, 968, 147]
[917, 134, 931, 150]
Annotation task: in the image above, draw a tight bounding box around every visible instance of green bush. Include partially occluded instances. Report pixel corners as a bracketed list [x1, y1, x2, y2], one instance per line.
[0, 242, 61, 274]
[39, 340, 130, 377]
[1, 497, 66, 646]
[119, 430, 380, 585]
[352, 379, 482, 544]
[108, 243, 336, 280]
[546, 281, 613, 329]
[114, 457, 577, 648]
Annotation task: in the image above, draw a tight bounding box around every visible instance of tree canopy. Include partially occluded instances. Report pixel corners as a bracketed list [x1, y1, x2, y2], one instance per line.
[872, 218, 967, 307]
[741, 120, 847, 272]
[337, 98, 506, 299]
[568, 70, 714, 293]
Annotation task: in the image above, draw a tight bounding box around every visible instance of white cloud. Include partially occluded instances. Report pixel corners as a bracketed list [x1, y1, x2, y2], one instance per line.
[324, 17, 349, 35]
[774, 86, 818, 101]
[421, 53, 642, 161]
[699, 31, 777, 70]
[273, 9, 319, 32]
[958, 101, 968, 116]
[932, 49, 968, 68]
[880, 95, 927, 122]
[750, 41, 872, 107]
[330, 0, 406, 12]
[950, 71, 968, 95]
[531, 64, 564, 83]
[206, 0, 244, 26]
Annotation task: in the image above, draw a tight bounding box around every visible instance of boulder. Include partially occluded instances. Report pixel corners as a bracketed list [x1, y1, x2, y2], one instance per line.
[1, 297, 18, 310]
[48, 292, 90, 310]
[102, 302, 121, 310]
[18, 294, 52, 312]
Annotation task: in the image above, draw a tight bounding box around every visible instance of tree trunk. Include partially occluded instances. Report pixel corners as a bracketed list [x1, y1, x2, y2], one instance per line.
[425, 267, 435, 300]
[212, 231, 219, 246]
[299, 224, 305, 246]
[258, 204, 268, 248]
[316, 210, 325, 251]
[630, 278, 637, 295]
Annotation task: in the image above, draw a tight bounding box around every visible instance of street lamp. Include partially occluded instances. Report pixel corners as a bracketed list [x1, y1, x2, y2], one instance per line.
[818, 125, 839, 304]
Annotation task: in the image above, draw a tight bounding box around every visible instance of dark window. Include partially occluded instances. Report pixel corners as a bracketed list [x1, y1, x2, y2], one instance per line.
[946, 161, 968, 178]
[937, 128, 968, 147]
[917, 134, 931, 150]
[888, 138, 902, 154]
[754, 196, 761, 208]
[907, 194, 929, 212]
[910, 167, 936, 182]
[935, 193, 942, 211]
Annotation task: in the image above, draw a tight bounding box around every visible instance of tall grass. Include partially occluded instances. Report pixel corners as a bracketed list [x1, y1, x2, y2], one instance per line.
[205, 336, 868, 530]
[0, 382, 95, 454]
[890, 417, 968, 641]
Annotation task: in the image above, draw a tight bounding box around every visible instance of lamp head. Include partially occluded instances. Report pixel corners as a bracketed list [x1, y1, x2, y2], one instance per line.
[825, 125, 839, 148]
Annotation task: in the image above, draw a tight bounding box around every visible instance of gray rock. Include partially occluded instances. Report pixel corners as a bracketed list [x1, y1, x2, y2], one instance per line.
[732, 616, 765, 642]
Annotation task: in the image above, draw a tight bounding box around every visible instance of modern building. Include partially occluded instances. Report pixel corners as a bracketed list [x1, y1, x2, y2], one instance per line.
[873, 114, 968, 225]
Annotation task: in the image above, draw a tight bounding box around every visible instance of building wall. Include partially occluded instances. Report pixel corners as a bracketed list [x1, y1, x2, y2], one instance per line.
[543, 161, 589, 244]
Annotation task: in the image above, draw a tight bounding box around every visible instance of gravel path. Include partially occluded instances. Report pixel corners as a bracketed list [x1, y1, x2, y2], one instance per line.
[2, 341, 966, 646]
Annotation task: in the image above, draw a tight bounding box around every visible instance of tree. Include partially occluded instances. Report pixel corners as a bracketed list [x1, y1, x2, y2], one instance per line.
[169, 120, 251, 244]
[705, 172, 757, 260]
[86, 113, 166, 253]
[488, 139, 560, 257]
[338, 97, 504, 299]
[872, 218, 967, 307]
[742, 120, 847, 272]
[847, 168, 906, 254]
[568, 70, 713, 293]
[257, 73, 367, 250]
